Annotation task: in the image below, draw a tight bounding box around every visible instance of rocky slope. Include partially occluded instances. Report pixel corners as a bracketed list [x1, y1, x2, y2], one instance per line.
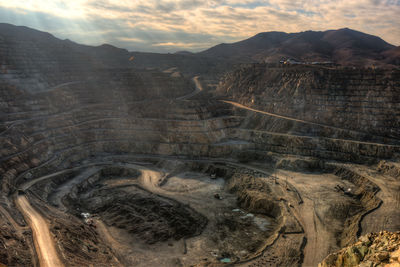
[218, 64, 400, 141]
[319, 231, 400, 267]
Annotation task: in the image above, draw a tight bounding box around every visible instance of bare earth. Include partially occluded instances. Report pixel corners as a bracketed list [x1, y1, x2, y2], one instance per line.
[16, 195, 64, 267]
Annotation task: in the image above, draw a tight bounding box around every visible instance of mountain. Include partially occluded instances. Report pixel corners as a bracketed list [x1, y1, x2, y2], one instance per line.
[199, 28, 400, 67]
[382, 46, 400, 65]
[1, 23, 398, 79]
[174, 51, 194, 55]
[0, 23, 231, 81]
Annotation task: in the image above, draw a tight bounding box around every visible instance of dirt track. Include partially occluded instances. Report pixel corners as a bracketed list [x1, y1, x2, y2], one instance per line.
[221, 100, 396, 143]
[9, 154, 395, 267]
[16, 195, 64, 267]
[276, 170, 340, 266]
[350, 165, 400, 234]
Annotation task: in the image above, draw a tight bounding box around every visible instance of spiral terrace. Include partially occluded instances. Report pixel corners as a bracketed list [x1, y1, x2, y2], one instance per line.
[0, 24, 400, 267]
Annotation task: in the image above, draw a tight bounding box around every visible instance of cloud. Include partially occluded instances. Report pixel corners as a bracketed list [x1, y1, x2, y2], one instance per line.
[152, 41, 207, 50]
[118, 37, 146, 43]
[0, 0, 399, 52]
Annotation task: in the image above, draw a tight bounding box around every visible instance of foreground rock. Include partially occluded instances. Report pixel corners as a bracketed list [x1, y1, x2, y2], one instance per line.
[319, 231, 400, 267]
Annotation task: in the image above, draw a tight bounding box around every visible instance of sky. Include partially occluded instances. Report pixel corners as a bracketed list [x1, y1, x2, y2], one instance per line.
[0, 0, 399, 53]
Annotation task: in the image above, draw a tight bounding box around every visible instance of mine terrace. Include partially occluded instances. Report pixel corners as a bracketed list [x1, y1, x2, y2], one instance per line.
[0, 23, 400, 267]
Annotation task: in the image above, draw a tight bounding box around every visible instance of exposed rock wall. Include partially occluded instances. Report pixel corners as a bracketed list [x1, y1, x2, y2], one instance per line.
[218, 64, 400, 140]
[215, 64, 400, 162]
[319, 231, 400, 267]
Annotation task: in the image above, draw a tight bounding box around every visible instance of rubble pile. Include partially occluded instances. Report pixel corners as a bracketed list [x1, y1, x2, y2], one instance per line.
[319, 231, 400, 267]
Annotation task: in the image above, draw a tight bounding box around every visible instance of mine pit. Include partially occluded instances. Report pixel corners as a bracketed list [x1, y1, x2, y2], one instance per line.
[1, 23, 400, 267]
[24, 156, 379, 266]
[15, 159, 282, 266]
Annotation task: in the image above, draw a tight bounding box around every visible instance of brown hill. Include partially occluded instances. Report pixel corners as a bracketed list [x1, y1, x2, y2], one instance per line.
[199, 28, 400, 67]
[0, 23, 231, 79]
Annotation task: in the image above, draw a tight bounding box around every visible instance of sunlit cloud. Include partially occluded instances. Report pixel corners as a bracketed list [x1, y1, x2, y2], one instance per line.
[0, 0, 399, 52]
[118, 37, 147, 43]
[0, 0, 88, 18]
[152, 41, 211, 50]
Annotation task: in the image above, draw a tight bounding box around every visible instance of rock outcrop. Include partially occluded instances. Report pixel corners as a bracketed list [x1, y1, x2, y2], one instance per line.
[319, 231, 400, 267]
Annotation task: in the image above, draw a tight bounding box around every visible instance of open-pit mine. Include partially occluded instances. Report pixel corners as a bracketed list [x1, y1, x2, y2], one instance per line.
[0, 24, 400, 267]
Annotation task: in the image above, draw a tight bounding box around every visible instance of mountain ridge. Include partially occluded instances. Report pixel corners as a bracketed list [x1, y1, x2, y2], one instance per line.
[199, 28, 399, 67]
[0, 23, 399, 68]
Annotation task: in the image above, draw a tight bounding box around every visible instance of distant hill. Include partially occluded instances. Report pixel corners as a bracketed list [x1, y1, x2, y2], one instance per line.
[174, 51, 194, 55]
[199, 28, 400, 67]
[382, 47, 400, 65]
[0, 23, 231, 79]
[1, 23, 398, 72]
[0, 23, 132, 70]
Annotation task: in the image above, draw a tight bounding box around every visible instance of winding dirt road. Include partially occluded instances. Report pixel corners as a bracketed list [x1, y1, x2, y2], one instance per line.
[221, 100, 399, 143]
[36, 81, 84, 94]
[16, 195, 64, 267]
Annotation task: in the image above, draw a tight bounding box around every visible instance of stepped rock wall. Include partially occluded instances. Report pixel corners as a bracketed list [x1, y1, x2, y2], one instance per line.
[218, 64, 400, 140]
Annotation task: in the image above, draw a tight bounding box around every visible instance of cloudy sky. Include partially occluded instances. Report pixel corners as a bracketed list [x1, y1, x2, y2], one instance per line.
[0, 0, 399, 53]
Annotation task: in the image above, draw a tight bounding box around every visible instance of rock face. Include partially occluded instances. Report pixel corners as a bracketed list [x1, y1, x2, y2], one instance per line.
[217, 64, 400, 162]
[319, 231, 400, 267]
[218, 64, 400, 139]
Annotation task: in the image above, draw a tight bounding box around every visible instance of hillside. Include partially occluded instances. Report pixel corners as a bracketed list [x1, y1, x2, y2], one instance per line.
[0, 23, 231, 82]
[199, 28, 400, 67]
